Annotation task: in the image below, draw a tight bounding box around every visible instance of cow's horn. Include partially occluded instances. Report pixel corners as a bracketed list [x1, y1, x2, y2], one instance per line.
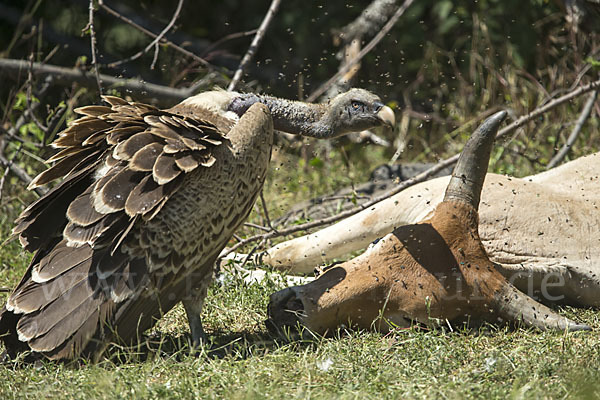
[444, 111, 507, 209]
[492, 282, 591, 331]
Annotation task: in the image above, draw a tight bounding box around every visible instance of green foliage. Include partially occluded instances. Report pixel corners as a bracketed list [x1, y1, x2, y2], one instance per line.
[587, 57, 600, 71]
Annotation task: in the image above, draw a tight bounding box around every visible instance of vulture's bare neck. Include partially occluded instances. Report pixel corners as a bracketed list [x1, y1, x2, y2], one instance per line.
[229, 94, 333, 138]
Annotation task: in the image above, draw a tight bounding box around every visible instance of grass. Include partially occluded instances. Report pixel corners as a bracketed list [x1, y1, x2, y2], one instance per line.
[1, 146, 600, 399]
[0, 274, 599, 399]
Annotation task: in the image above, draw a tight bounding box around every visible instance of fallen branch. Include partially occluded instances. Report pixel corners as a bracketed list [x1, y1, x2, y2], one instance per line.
[547, 89, 598, 169]
[221, 77, 600, 258]
[306, 0, 415, 102]
[227, 0, 281, 91]
[0, 58, 192, 104]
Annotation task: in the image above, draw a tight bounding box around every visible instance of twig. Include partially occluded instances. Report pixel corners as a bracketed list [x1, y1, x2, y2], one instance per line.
[326, 0, 397, 97]
[221, 77, 600, 257]
[86, 0, 103, 95]
[259, 189, 276, 232]
[201, 29, 258, 57]
[98, 1, 212, 70]
[306, 0, 415, 102]
[547, 90, 598, 169]
[498, 79, 600, 140]
[240, 239, 266, 269]
[26, 56, 48, 135]
[0, 152, 46, 196]
[227, 0, 282, 91]
[107, 0, 184, 70]
[0, 59, 192, 104]
[243, 222, 271, 232]
[1, 75, 53, 143]
[334, 0, 397, 47]
[0, 143, 23, 203]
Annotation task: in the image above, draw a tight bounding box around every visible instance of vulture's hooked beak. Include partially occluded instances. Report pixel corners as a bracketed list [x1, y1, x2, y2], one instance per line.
[376, 104, 395, 131]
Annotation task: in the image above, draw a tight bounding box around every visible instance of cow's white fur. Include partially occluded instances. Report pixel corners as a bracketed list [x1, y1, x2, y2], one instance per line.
[224, 152, 600, 305]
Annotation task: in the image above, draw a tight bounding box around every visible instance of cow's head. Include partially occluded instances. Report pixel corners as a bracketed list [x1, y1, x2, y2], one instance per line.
[267, 111, 591, 336]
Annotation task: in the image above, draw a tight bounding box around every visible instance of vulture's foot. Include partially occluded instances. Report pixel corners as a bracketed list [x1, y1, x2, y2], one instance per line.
[182, 295, 209, 353]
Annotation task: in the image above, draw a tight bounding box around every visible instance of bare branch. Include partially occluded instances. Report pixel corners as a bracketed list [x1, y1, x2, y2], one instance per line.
[227, 0, 282, 91]
[26, 56, 48, 135]
[306, 0, 415, 102]
[98, 0, 213, 70]
[0, 143, 22, 203]
[326, 0, 398, 97]
[201, 29, 258, 57]
[107, 0, 184, 70]
[0, 59, 192, 105]
[221, 77, 600, 257]
[259, 189, 276, 232]
[87, 0, 103, 96]
[243, 222, 271, 232]
[547, 89, 598, 169]
[335, 0, 398, 48]
[0, 152, 46, 197]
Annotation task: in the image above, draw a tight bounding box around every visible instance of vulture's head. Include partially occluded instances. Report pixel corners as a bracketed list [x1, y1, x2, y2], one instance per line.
[325, 88, 395, 137]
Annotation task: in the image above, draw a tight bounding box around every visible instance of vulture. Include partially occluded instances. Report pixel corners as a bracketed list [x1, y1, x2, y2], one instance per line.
[0, 89, 395, 361]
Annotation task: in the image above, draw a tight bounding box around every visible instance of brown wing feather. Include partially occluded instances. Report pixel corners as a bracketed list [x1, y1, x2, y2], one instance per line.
[152, 153, 181, 185]
[106, 125, 145, 145]
[174, 153, 199, 172]
[63, 213, 120, 246]
[98, 169, 147, 212]
[17, 279, 101, 342]
[129, 143, 162, 171]
[46, 308, 100, 360]
[33, 241, 93, 282]
[110, 258, 150, 302]
[28, 147, 98, 189]
[11, 258, 93, 312]
[113, 132, 158, 161]
[67, 187, 105, 227]
[124, 174, 183, 217]
[74, 105, 113, 117]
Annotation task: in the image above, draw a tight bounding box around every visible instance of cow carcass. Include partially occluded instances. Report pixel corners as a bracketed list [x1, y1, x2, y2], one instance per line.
[226, 139, 600, 309]
[264, 112, 594, 335]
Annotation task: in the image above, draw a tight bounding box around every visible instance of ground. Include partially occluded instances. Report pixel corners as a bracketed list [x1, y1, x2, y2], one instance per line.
[0, 278, 598, 399]
[0, 146, 599, 399]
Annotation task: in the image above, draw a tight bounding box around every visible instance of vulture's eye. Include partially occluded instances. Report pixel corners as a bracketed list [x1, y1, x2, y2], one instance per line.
[351, 101, 364, 111]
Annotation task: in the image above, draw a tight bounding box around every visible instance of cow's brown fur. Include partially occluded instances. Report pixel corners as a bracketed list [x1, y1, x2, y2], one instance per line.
[268, 200, 508, 334]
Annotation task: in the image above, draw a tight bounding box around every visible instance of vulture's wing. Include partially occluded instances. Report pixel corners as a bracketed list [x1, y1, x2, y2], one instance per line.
[14, 96, 230, 251]
[1, 96, 233, 359]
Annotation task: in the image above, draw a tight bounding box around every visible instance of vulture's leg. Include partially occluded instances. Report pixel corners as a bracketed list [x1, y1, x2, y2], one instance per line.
[182, 275, 211, 349]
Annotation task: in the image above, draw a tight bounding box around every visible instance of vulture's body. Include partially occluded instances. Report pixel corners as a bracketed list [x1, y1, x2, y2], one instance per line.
[0, 89, 394, 361]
